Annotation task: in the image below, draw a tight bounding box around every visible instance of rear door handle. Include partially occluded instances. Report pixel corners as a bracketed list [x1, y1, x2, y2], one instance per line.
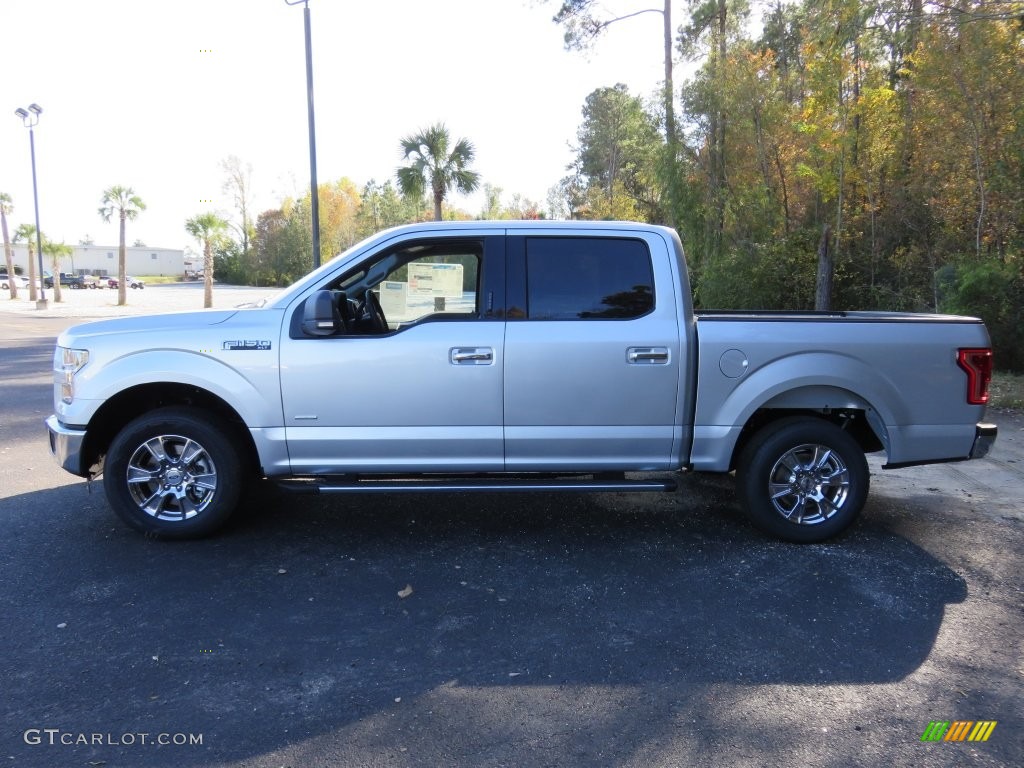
[450, 347, 494, 365]
[627, 347, 670, 364]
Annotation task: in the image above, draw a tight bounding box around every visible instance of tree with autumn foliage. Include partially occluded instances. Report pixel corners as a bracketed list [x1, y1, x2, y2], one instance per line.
[549, 0, 1022, 369]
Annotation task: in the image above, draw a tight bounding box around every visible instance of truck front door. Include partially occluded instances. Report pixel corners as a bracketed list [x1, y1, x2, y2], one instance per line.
[280, 235, 506, 475]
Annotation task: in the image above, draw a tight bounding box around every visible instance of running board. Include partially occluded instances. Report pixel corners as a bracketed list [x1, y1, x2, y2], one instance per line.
[274, 476, 677, 495]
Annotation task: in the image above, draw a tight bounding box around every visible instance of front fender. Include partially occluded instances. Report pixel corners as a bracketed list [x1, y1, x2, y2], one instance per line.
[58, 349, 283, 429]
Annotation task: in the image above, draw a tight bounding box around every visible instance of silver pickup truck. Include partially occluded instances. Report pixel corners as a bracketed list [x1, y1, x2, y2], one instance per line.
[46, 221, 997, 542]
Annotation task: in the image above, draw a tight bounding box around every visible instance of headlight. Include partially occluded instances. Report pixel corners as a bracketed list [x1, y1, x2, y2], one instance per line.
[57, 347, 89, 404]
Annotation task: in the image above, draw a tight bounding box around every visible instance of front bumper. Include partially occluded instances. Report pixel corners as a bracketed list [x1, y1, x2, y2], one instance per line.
[970, 422, 998, 460]
[46, 415, 89, 477]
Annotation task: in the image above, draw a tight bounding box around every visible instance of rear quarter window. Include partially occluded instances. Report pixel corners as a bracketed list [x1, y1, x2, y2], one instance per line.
[525, 237, 654, 320]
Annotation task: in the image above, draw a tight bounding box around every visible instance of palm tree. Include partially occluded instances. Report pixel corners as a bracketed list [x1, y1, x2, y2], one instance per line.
[1, 193, 16, 299]
[99, 186, 146, 306]
[13, 223, 39, 302]
[185, 213, 229, 308]
[43, 239, 73, 303]
[397, 123, 481, 221]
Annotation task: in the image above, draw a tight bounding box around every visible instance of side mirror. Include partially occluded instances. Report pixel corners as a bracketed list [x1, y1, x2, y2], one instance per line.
[301, 290, 341, 337]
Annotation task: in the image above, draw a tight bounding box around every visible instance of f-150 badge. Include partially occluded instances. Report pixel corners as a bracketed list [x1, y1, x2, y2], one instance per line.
[222, 340, 272, 351]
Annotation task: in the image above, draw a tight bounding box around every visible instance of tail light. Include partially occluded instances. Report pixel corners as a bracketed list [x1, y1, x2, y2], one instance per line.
[957, 348, 993, 405]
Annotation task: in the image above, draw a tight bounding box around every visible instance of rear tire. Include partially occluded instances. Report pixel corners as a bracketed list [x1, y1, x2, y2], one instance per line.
[736, 417, 869, 543]
[103, 407, 244, 539]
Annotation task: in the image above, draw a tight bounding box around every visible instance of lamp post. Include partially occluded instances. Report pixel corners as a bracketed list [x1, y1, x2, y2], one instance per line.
[14, 103, 47, 309]
[285, 0, 321, 269]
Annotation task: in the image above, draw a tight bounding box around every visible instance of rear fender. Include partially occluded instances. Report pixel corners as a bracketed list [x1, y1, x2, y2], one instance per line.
[691, 353, 900, 471]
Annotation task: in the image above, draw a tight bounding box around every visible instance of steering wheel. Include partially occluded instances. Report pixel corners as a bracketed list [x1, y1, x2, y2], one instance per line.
[362, 289, 388, 333]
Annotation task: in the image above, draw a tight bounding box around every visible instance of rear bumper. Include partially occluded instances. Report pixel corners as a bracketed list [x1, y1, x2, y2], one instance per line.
[883, 421, 997, 469]
[970, 422, 998, 459]
[45, 415, 89, 477]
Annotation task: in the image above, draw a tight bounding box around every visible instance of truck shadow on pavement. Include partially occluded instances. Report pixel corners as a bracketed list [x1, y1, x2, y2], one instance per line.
[1, 480, 968, 766]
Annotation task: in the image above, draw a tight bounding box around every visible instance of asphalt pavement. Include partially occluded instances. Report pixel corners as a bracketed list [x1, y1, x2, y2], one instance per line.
[1, 302, 1021, 768]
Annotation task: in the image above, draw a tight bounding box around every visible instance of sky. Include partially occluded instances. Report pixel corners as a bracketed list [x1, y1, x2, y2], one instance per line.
[1, 0, 671, 254]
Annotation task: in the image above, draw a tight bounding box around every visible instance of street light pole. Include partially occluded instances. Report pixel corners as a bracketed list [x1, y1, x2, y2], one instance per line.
[285, 0, 321, 269]
[14, 104, 47, 309]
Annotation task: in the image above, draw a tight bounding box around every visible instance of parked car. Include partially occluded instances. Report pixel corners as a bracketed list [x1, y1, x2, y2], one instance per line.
[107, 276, 145, 289]
[44, 272, 88, 289]
[0, 273, 30, 290]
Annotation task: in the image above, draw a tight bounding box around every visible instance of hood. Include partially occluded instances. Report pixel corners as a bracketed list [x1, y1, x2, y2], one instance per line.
[57, 310, 239, 347]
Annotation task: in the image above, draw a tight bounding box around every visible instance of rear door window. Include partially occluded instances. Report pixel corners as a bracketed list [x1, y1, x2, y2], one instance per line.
[525, 237, 654, 320]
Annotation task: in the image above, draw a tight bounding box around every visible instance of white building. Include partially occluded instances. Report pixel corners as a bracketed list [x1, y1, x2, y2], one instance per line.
[8, 243, 184, 277]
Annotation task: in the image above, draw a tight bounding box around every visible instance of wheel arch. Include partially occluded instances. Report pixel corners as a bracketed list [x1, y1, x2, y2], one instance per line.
[81, 383, 260, 477]
[728, 385, 888, 472]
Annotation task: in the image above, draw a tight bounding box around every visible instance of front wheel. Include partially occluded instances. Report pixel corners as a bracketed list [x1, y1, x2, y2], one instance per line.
[103, 407, 244, 539]
[736, 417, 869, 543]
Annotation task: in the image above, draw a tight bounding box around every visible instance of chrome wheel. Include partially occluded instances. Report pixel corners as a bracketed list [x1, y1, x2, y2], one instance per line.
[125, 434, 218, 521]
[105, 408, 244, 538]
[767, 443, 850, 525]
[737, 417, 869, 542]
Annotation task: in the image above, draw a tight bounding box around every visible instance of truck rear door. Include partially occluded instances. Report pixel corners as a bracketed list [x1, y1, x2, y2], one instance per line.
[503, 231, 684, 471]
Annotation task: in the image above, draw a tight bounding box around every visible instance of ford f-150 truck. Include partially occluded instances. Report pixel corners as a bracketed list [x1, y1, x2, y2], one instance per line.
[46, 221, 997, 542]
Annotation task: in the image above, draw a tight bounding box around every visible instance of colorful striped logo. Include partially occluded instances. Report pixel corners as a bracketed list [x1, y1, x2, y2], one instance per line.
[921, 721, 997, 742]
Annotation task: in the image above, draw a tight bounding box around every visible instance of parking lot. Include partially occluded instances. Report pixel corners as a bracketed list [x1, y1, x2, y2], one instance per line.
[1, 289, 1022, 767]
[0, 280, 280, 319]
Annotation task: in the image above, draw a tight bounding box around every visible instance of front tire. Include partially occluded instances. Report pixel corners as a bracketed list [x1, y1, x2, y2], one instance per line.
[103, 407, 244, 539]
[736, 417, 869, 543]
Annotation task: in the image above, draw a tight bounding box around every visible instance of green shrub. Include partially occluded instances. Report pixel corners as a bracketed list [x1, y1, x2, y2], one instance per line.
[942, 260, 1024, 372]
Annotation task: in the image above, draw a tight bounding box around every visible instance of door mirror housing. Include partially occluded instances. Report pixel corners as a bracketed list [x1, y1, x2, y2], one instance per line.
[301, 290, 341, 337]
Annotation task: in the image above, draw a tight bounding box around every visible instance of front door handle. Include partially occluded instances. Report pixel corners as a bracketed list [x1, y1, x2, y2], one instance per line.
[450, 347, 494, 365]
[627, 347, 670, 364]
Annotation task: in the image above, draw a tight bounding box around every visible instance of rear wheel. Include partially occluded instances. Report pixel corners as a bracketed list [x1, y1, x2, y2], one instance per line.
[736, 417, 869, 543]
[103, 407, 244, 539]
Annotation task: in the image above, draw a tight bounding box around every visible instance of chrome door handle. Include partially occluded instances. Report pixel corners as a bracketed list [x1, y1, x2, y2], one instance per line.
[450, 347, 494, 365]
[627, 347, 670, 364]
